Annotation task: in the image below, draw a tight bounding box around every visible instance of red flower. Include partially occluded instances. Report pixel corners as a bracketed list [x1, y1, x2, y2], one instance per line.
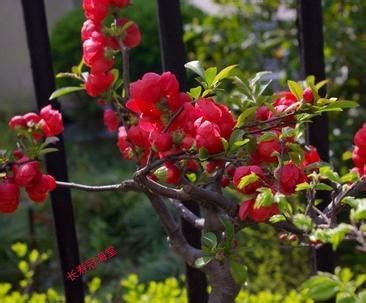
[257, 137, 281, 163]
[40, 105, 64, 136]
[116, 18, 141, 49]
[0, 178, 20, 214]
[83, 32, 114, 73]
[354, 124, 366, 149]
[352, 146, 366, 168]
[9, 116, 26, 129]
[255, 106, 273, 121]
[13, 161, 42, 187]
[82, 0, 110, 23]
[274, 91, 297, 114]
[233, 165, 264, 194]
[303, 88, 314, 104]
[277, 163, 306, 194]
[127, 125, 150, 149]
[159, 72, 179, 98]
[165, 163, 181, 185]
[195, 120, 223, 154]
[85, 72, 114, 97]
[81, 19, 101, 42]
[239, 199, 279, 222]
[195, 98, 235, 139]
[150, 132, 173, 152]
[26, 174, 56, 203]
[302, 146, 321, 167]
[130, 73, 163, 103]
[23, 113, 41, 125]
[103, 109, 119, 132]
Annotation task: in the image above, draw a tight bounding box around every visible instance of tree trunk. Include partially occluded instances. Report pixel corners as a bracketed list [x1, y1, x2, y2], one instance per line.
[206, 259, 241, 303]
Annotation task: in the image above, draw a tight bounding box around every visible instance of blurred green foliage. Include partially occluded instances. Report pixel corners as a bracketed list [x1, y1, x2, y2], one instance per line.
[0, 243, 313, 303]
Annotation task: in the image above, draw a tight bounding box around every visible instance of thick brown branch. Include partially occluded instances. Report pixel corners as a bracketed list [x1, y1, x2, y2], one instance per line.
[56, 180, 140, 193]
[147, 193, 202, 266]
[171, 199, 205, 229]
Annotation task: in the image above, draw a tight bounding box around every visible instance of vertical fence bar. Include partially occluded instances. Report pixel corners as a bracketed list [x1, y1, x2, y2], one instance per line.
[156, 1, 209, 302]
[297, 0, 336, 276]
[20, 1, 85, 302]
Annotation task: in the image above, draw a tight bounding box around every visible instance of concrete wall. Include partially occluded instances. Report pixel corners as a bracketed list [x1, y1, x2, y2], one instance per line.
[0, 0, 78, 112]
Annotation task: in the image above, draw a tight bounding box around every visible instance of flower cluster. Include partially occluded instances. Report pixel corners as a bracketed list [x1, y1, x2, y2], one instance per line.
[116, 72, 235, 181]
[82, 0, 141, 97]
[9, 105, 64, 139]
[0, 106, 63, 214]
[352, 123, 366, 175]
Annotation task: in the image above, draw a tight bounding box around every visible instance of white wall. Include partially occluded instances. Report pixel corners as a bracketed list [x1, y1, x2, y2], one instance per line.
[0, 0, 77, 112]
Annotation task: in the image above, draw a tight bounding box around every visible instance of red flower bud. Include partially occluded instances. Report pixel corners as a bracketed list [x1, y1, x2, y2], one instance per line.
[302, 88, 314, 103]
[13, 161, 42, 187]
[117, 18, 141, 49]
[0, 178, 20, 214]
[26, 174, 56, 203]
[233, 165, 263, 194]
[277, 163, 306, 194]
[40, 105, 64, 136]
[257, 138, 281, 163]
[151, 133, 173, 152]
[195, 121, 223, 154]
[82, 0, 110, 23]
[165, 164, 181, 185]
[81, 19, 101, 41]
[85, 72, 114, 97]
[9, 116, 26, 129]
[103, 109, 119, 132]
[354, 124, 366, 149]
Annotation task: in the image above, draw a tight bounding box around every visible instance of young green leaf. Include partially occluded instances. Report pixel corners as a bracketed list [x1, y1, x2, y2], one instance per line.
[185, 61, 205, 78]
[287, 80, 303, 100]
[49, 86, 85, 100]
[194, 256, 213, 268]
[229, 260, 248, 285]
[202, 232, 218, 250]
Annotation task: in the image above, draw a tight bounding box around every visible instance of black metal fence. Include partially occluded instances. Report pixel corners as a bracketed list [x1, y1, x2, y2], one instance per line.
[20, 0, 332, 302]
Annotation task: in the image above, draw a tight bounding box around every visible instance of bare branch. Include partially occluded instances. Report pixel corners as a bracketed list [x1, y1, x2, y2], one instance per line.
[324, 176, 366, 216]
[147, 193, 202, 266]
[171, 199, 205, 229]
[56, 180, 140, 193]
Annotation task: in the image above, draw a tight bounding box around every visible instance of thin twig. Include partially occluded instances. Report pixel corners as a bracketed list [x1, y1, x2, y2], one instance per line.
[56, 180, 140, 193]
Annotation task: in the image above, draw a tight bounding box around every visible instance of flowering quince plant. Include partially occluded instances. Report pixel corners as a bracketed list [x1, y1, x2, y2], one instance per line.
[2, 1, 366, 302]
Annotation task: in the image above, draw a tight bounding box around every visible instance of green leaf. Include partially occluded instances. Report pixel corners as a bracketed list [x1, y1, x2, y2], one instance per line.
[357, 290, 366, 303]
[342, 151, 353, 161]
[296, 182, 311, 191]
[235, 107, 257, 127]
[250, 71, 272, 88]
[221, 138, 229, 153]
[229, 129, 245, 146]
[213, 65, 238, 86]
[257, 131, 277, 143]
[287, 80, 303, 100]
[254, 187, 273, 208]
[315, 183, 334, 191]
[204, 67, 217, 87]
[49, 86, 85, 100]
[293, 214, 313, 231]
[202, 232, 218, 250]
[238, 173, 259, 190]
[319, 166, 342, 183]
[326, 100, 358, 109]
[198, 147, 209, 161]
[301, 275, 340, 301]
[189, 86, 202, 100]
[269, 214, 286, 223]
[336, 292, 356, 303]
[38, 148, 59, 156]
[220, 216, 235, 248]
[306, 75, 315, 86]
[341, 172, 359, 183]
[315, 79, 329, 90]
[185, 61, 205, 78]
[329, 224, 353, 250]
[229, 260, 248, 285]
[29, 249, 39, 263]
[194, 256, 213, 268]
